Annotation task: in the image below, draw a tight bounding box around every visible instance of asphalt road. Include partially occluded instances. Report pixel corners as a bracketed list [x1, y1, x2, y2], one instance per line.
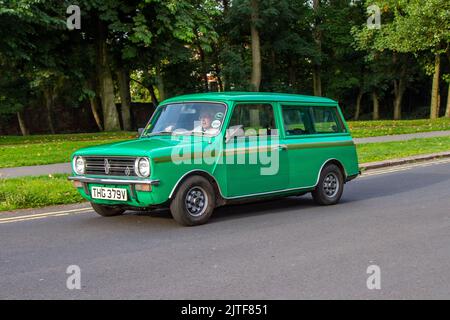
[1, 160, 450, 299]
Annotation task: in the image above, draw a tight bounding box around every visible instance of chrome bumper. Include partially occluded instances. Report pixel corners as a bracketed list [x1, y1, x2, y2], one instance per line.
[68, 176, 160, 185]
[68, 176, 160, 199]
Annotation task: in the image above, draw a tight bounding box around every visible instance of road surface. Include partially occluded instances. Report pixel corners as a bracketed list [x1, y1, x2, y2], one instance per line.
[1, 159, 450, 299]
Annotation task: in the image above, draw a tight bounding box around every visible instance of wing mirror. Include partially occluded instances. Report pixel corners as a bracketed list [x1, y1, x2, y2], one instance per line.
[137, 128, 144, 137]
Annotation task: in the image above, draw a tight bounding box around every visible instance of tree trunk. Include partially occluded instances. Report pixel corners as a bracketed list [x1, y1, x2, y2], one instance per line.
[312, 0, 322, 96]
[313, 66, 322, 96]
[17, 111, 29, 136]
[250, 0, 261, 92]
[85, 78, 103, 131]
[393, 95, 402, 120]
[354, 89, 363, 120]
[288, 59, 296, 88]
[215, 64, 224, 92]
[156, 67, 166, 101]
[223, 0, 229, 13]
[148, 85, 159, 108]
[372, 91, 380, 120]
[446, 50, 450, 117]
[390, 54, 407, 120]
[43, 88, 55, 134]
[430, 53, 441, 119]
[116, 68, 132, 131]
[89, 95, 103, 131]
[197, 44, 209, 92]
[129, 77, 159, 107]
[393, 78, 406, 120]
[97, 19, 121, 131]
[445, 82, 450, 118]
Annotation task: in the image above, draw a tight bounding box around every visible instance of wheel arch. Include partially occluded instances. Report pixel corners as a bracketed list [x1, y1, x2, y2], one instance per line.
[316, 159, 347, 186]
[168, 170, 225, 205]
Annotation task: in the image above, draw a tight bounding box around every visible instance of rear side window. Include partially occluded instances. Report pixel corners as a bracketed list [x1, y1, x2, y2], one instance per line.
[310, 107, 345, 134]
[281, 106, 314, 136]
[281, 105, 345, 136]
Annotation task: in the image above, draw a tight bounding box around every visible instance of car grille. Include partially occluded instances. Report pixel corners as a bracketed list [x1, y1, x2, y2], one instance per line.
[85, 156, 137, 177]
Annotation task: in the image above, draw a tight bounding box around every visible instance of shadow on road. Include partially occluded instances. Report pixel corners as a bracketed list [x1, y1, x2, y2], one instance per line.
[346, 171, 450, 201]
[83, 170, 450, 228]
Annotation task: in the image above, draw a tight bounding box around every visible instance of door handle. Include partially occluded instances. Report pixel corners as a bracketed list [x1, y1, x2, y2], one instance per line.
[273, 144, 288, 151]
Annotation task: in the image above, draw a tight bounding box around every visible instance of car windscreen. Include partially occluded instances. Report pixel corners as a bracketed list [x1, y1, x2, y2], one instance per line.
[142, 102, 226, 137]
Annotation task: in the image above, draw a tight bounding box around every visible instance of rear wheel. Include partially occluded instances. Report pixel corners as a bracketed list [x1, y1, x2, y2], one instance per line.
[91, 203, 125, 217]
[170, 175, 216, 226]
[312, 164, 344, 205]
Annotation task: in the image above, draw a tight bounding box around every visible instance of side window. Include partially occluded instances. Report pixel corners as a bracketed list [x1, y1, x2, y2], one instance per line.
[228, 103, 277, 136]
[310, 107, 345, 134]
[281, 106, 314, 136]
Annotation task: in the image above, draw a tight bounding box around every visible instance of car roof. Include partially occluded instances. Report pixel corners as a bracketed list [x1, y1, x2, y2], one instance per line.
[160, 92, 337, 105]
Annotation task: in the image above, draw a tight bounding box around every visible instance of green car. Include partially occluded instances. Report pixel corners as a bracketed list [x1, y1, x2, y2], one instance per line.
[69, 92, 359, 226]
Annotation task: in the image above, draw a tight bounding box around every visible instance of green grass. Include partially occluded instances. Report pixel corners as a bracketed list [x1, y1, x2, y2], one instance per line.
[0, 131, 135, 145]
[0, 132, 137, 168]
[348, 118, 450, 138]
[0, 174, 83, 211]
[357, 136, 450, 163]
[0, 139, 130, 168]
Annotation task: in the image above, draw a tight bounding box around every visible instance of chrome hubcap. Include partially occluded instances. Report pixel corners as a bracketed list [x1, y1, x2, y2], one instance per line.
[185, 187, 208, 217]
[323, 173, 339, 197]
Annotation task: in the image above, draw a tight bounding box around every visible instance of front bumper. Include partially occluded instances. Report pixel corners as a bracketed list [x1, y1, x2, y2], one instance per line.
[68, 176, 160, 202]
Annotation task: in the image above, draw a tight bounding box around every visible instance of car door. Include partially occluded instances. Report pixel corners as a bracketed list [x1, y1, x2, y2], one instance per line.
[221, 102, 289, 198]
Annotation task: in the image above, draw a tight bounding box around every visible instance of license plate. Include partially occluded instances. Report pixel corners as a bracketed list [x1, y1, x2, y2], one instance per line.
[91, 187, 128, 201]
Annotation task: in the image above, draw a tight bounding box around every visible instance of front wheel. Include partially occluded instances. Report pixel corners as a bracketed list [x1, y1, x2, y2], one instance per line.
[312, 164, 344, 205]
[170, 175, 216, 226]
[91, 203, 125, 217]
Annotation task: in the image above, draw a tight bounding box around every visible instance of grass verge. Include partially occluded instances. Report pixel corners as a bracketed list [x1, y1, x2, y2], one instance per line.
[348, 118, 450, 138]
[0, 139, 129, 168]
[0, 174, 83, 212]
[0, 131, 135, 145]
[357, 136, 450, 163]
[0, 131, 137, 168]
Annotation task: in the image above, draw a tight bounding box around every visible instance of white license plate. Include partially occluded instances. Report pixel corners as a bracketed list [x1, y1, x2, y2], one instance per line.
[91, 187, 128, 201]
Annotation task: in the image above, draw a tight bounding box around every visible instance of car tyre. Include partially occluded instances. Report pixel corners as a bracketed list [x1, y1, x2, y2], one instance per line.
[312, 164, 344, 205]
[91, 203, 125, 217]
[170, 175, 216, 226]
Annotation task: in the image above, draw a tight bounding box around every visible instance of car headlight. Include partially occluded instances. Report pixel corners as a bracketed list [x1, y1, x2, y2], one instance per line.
[135, 157, 150, 178]
[73, 156, 85, 175]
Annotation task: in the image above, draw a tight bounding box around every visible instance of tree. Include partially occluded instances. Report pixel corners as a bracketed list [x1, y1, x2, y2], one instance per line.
[249, 0, 262, 91]
[355, 0, 450, 118]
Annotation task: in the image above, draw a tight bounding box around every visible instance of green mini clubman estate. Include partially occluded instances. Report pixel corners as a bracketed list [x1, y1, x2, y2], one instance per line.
[69, 92, 359, 226]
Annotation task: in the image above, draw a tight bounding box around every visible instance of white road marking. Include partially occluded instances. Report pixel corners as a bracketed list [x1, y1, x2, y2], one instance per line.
[361, 158, 450, 177]
[0, 207, 91, 224]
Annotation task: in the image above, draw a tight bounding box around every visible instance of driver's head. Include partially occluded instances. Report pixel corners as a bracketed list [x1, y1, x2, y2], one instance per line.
[199, 111, 213, 129]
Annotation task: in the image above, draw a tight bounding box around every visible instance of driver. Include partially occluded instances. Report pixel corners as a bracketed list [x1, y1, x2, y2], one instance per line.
[193, 110, 218, 134]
